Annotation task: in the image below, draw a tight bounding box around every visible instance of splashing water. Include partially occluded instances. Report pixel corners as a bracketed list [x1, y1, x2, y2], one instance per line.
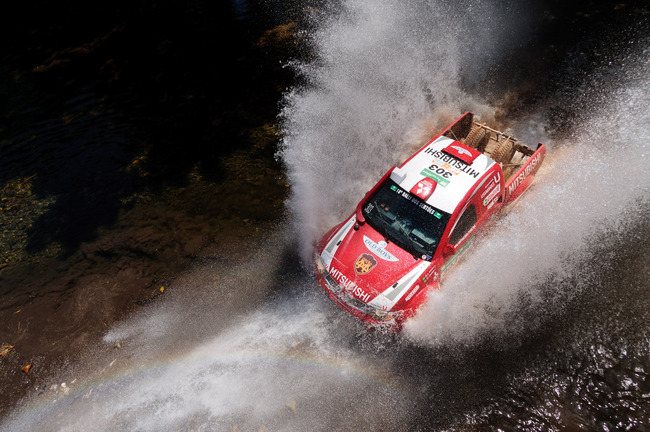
[405, 62, 650, 343]
[3, 1, 649, 431]
[279, 0, 649, 343]
[1, 245, 410, 432]
[279, 0, 543, 260]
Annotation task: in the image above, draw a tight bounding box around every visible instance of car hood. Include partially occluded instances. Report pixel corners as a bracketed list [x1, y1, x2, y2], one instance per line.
[319, 216, 430, 310]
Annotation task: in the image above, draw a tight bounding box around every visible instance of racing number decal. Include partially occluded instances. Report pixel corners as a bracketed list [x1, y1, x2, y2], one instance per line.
[428, 163, 453, 179]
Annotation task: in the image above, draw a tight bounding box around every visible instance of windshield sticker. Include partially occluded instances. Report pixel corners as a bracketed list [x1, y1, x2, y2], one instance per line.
[390, 185, 438, 216]
[354, 253, 378, 275]
[393, 187, 412, 200]
[363, 236, 399, 262]
[418, 202, 436, 215]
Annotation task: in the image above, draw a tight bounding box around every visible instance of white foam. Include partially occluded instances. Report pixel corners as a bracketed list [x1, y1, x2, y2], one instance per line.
[279, 0, 538, 260]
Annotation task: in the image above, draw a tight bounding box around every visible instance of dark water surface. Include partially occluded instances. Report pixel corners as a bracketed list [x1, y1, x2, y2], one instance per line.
[1, 0, 649, 431]
[1, 0, 293, 256]
[1, 0, 295, 414]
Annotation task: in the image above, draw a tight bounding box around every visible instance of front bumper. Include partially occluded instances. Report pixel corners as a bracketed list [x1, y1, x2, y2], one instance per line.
[315, 256, 403, 330]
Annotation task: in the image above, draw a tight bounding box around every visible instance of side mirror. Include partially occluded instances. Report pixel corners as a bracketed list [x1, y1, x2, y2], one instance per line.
[443, 243, 456, 258]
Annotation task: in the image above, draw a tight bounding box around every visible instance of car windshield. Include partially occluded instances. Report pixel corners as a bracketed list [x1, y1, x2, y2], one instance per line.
[362, 179, 451, 260]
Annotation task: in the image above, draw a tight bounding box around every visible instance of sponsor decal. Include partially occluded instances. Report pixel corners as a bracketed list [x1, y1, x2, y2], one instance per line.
[426, 163, 453, 179]
[329, 266, 370, 302]
[451, 145, 472, 157]
[507, 152, 542, 196]
[352, 286, 371, 303]
[483, 183, 501, 207]
[364, 236, 399, 262]
[417, 181, 432, 195]
[391, 187, 438, 216]
[329, 266, 355, 289]
[405, 285, 420, 302]
[422, 269, 438, 284]
[354, 253, 378, 275]
[423, 148, 481, 178]
[420, 168, 450, 187]
[481, 178, 497, 199]
[411, 178, 435, 200]
[481, 184, 493, 199]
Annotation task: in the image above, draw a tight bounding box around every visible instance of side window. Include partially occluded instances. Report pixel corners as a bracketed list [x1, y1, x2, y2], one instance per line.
[449, 204, 477, 245]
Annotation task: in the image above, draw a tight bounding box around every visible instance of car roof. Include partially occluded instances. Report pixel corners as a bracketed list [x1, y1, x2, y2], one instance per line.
[391, 136, 495, 214]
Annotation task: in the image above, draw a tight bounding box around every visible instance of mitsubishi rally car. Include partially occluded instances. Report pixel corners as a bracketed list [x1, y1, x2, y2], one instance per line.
[315, 112, 546, 331]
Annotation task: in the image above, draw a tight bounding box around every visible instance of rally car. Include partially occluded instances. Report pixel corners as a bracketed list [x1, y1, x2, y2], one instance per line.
[315, 112, 546, 330]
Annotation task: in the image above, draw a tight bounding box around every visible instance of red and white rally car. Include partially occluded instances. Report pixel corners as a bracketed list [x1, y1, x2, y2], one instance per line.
[315, 112, 546, 330]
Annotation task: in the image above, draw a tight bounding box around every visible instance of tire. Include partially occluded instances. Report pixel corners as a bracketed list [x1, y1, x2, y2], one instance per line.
[492, 139, 515, 165]
[464, 127, 486, 149]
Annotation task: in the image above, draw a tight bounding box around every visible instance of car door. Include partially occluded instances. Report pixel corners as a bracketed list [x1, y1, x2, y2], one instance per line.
[439, 201, 479, 275]
[448, 203, 478, 247]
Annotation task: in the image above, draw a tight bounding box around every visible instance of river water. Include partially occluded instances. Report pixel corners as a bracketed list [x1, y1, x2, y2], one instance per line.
[1, 0, 649, 431]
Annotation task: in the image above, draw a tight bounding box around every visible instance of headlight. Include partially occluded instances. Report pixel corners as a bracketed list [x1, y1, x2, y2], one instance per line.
[315, 256, 327, 276]
[368, 308, 399, 322]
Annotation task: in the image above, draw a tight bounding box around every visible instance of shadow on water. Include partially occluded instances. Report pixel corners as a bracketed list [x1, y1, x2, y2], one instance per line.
[0, 0, 298, 256]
